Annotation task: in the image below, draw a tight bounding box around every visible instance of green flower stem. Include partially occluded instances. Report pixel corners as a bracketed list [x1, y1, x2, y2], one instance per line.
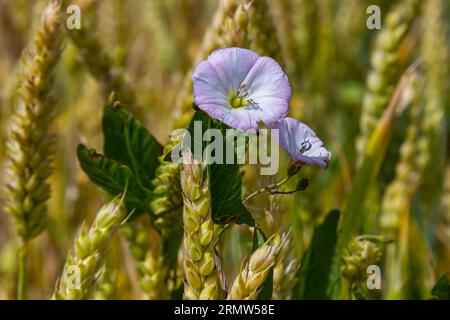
[244, 176, 292, 203]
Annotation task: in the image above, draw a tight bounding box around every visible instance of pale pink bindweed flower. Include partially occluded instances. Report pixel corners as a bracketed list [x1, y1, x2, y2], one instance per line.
[192, 47, 291, 131]
[274, 117, 331, 169]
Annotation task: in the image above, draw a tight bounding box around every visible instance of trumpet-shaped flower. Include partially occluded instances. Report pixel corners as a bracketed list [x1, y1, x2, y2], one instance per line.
[192, 47, 291, 131]
[274, 117, 331, 169]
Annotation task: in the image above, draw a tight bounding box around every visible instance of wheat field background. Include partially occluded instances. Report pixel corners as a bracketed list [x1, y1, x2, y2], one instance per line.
[0, 0, 449, 300]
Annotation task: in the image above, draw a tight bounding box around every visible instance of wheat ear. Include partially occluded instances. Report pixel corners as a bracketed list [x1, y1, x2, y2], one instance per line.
[181, 151, 217, 300]
[69, 0, 136, 111]
[150, 139, 184, 237]
[227, 236, 279, 300]
[4, 0, 64, 242]
[121, 219, 169, 299]
[416, 0, 448, 209]
[356, 0, 419, 163]
[273, 232, 299, 300]
[3, 0, 65, 300]
[53, 196, 126, 300]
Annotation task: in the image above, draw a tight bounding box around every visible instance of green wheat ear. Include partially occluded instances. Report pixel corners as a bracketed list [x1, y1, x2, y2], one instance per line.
[356, 0, 420, 164]
[53, 195, 126, 300]
[181, 151, 218, 300]
[150, 138, 184, 237]
[68, 0, 137, 116]
[4, 0, 65, 243]
[273, 232, 299, 300]
[121, 219, 169, 299]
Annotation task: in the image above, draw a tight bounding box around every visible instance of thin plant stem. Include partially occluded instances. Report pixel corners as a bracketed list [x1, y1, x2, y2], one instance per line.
[244, 176, 292, 203]
[17, 243, 27, 300]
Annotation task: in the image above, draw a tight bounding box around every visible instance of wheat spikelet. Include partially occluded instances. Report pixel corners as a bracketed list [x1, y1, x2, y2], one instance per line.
[227, 236, 279, 300]
[4, 0, 65, 242]
[356, 0, 419, 164]
[248, 191, 299, 299]
[181, 151, 217, 300]
[53, 196, 126, 300]
[272, 232, 299, 300]
[121, 219, 169, 299]
[341, 237, 385, 299]
[150, 139, 184, 237]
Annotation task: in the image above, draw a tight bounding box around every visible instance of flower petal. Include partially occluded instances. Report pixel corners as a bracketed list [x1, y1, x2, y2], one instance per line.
[274, 117, 331, 169]
[207, 47, 260, 92]
[244, 57, 291, 104]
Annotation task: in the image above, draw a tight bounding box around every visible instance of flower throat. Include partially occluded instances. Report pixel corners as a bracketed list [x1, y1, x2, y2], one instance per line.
[229, 83, 250, 108]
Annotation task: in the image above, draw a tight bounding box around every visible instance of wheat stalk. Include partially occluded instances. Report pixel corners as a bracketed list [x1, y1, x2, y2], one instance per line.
[53, 196, 126, 300]
[181, 151, 217, 300]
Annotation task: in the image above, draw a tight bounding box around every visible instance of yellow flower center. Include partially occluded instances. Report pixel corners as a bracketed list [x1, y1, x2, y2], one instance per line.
[229, 83, 250, 109]
[229, 91, 248, 108]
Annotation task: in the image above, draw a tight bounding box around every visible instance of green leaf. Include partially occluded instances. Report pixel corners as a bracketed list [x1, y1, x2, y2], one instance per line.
[251, 227, 266, 252]
[103, 104, 163, 187]
[251, 227, 273, 300]
[431, 274, 450, 300]
[185, 110, 254, 225]
[294, 209, 340, 299]
[210, 160, 253, 225]
[162, 229, 183, 275]
[77, 144, 151, 215]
